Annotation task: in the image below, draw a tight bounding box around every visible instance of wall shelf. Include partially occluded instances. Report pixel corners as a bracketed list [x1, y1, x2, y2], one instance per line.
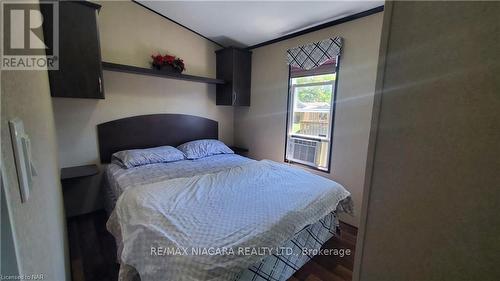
[102, 62, 225, 85]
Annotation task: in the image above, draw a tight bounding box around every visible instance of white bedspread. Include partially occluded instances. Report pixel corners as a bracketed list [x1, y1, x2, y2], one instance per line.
[106, 154, 254, 199]
[107, 160, 350, 281]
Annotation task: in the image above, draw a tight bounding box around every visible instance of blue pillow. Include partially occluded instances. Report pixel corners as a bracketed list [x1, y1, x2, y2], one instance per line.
[112, 146, 185, 168]
[177, 139, 234, 160]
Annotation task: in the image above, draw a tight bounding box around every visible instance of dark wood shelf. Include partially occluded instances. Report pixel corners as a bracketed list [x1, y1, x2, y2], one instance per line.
[229, 146, 249, 155]
[61, 164, 99, 181]
[102, 62, 225, 85]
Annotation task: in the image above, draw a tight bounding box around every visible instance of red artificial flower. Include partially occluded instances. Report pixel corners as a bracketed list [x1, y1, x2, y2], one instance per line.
[151, 54, 164, 66]
[164, 55, 176, 65]
[151, 53, 185, 72]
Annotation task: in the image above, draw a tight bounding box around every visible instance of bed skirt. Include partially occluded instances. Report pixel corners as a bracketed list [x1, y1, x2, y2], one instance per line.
[233, 211, 340, 281]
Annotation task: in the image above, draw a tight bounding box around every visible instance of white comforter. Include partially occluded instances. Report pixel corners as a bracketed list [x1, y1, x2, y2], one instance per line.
[107, 160, 350, 281]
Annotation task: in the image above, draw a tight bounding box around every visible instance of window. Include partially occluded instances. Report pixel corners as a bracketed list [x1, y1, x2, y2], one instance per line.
[285, 60, 338, 172]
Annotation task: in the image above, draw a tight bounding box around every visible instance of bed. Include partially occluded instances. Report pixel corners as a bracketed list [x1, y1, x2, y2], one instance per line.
[97, 114, 352, 281]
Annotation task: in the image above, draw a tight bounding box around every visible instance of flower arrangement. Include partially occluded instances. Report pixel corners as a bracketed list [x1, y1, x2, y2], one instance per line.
[151, 53, 185, 73]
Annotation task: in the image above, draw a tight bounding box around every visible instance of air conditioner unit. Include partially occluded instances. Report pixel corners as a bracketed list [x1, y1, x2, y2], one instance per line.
[287, 137, 320, 166]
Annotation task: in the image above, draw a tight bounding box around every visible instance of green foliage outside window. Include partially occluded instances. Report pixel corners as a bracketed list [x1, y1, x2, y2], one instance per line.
[292, 74, 335, 103]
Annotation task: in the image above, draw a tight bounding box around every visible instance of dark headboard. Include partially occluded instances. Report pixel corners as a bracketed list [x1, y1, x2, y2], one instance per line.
[97, 114, 218, 163]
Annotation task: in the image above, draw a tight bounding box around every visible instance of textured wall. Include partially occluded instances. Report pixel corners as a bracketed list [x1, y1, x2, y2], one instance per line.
[233, 13, 384, 227]
[1, 23, 69, 281]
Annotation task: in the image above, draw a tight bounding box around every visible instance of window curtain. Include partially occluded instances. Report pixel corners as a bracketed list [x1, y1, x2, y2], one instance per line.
[290, 59, 336, 78]
[286, 37, 343, 70]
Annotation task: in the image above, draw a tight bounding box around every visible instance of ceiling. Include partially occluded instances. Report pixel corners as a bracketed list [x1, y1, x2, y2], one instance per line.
[136, 1, 384, 48]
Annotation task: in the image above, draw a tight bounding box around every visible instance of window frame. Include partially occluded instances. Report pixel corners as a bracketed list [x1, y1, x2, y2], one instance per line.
[284, 56, 341, 173]
[289, 80, 336, 141]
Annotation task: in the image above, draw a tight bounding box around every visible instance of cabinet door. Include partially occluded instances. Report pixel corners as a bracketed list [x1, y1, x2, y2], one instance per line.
[215, 49, 234, 105]
[42, 1, 104, 98]
[232, 49, 251, 106]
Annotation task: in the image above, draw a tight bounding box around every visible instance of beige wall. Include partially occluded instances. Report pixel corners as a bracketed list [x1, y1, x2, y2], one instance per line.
[1, 5, 69, 278]
[98, 0, 217, 77]
[53, 0, 232, 167]
[357, 2, 500, 280]
[234, 13, 383, 227]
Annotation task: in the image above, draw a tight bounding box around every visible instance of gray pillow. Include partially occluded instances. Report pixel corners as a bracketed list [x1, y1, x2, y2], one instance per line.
[112, 146, 185, 168]
[177, 139, 234, 160]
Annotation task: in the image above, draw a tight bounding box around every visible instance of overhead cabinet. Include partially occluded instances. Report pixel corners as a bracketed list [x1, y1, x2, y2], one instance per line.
[216, 48, 252, 106]
[41, 1, 104, 99]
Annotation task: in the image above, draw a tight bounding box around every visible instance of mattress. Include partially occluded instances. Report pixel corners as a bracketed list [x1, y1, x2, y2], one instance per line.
[106, 155, 350, 281]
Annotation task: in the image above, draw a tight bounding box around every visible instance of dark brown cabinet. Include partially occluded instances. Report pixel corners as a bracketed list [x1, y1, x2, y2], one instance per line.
[41, 1, 104, 99]
[216, 48, 251, 106]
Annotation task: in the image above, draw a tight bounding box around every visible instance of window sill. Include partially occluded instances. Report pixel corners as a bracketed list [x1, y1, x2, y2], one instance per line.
[289, 134, 329, 142]
[284, 159, 330, 173]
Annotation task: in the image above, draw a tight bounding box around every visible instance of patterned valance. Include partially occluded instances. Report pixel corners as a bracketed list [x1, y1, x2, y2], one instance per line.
[286, 37, 343, 70]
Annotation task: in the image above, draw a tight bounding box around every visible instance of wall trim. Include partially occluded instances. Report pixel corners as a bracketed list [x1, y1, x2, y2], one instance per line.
[247, 5, 384, 50]
[131, 0, 225, 48]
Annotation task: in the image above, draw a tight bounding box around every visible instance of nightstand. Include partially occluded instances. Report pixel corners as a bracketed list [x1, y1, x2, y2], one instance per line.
[61, 164, 103, 218]
[230, 146, 249, 156]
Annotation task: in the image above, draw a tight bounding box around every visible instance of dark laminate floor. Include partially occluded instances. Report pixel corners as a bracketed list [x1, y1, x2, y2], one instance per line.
[67, 211, 118, 281]
[290, 222, 357, 281]
[68, 210, 357, 281]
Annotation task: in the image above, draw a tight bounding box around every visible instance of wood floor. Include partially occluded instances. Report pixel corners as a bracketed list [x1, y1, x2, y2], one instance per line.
[290, 222, 357, 281]
[67, 211, 118, 281]
[68, 210, 357, 281]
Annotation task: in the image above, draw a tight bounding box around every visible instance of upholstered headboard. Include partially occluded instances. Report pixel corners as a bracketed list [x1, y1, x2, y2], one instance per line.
[97, 114, 218, 163]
